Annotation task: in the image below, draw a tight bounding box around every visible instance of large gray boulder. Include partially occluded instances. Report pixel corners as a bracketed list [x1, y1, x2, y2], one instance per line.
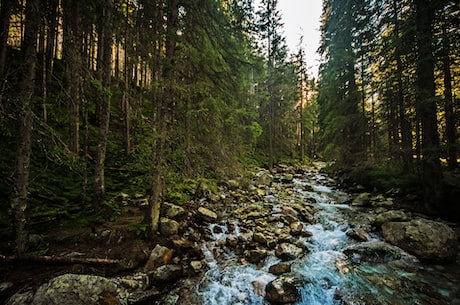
[30, 274, 119, 305]
[196, 207, 218, 223]
[275, 243, 304, 261]
[382, 218, 458, 261]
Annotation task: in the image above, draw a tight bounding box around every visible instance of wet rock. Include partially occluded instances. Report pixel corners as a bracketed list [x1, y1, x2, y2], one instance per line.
[253, 232, 269, 245]
[374, 210, 410, 226]
[144, 244, 173, 272]
[346, 228, 369, 242]
[148, 264, 183, 283]
[265, 274, 303, 304]
[246, 249, 269, 264]
[160, 217, 180, 236]
[196, 207, 218, 223]
[343, 241, 420, 270]
[275, 243, 304, 261]
[6, 287, 34, 305]
[382, 218, 458, 261]
[269, 262, 291, 275]
[29, 274, 119, 305]
[190, 260, 203, 272]
[289, 222, 304, 236]
[127, 288, 161, 305]
[281, 174, 294, 184]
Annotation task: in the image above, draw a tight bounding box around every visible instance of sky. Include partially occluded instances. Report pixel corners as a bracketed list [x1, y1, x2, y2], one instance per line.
[277, 0, 323, 78]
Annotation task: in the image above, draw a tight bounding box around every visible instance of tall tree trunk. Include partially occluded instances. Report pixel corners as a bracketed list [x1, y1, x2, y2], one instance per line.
[63, 0, 82, 154]
[442, 22, 456, 170]
[392, 0, 412, 170]
[146, 0, 178, 234]
[0, 0, 14, 103]
[93, 0, 113, 205]
[414, 0, 443, 212]
[10, 0, 39, 255]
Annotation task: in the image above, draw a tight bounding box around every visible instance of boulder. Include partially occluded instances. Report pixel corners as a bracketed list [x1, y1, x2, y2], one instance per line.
[255, 171, 273, 187]
[346, 228, 369, 242]
[382, 218, 458, 261]
[196, 207, 218, 223]
[265, 274, 303, 304]
[343, 241, 419, 266]
[289, 222, 304, 236]
[275, 243, 304, 261]
[246, 249, 269, 264]
[29, 274, 119, 305]
[269, 262, 291, 275]
[144, 244, 173, 272]
[374, 210, 410, 226]
[160, 218, 180, 236]
[164, 203, 186, 219]
[351, 193, 371, 206]
[148, 265, 183, 283]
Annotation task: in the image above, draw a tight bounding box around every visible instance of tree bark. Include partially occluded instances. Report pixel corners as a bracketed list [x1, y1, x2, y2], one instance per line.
[63, 0, 82, 154]
[10, 0, 40, 255]
[93, 0, 114, 205]
[0, 0, 15, 103]
[414, 0, 443, 212]
[146, 0, 178, 234]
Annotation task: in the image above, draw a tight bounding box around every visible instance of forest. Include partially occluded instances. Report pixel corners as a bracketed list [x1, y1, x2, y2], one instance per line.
[0, 0, 458, 261]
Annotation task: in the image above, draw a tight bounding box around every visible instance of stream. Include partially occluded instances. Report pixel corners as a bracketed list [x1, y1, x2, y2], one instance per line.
[196, 166, 460, 305]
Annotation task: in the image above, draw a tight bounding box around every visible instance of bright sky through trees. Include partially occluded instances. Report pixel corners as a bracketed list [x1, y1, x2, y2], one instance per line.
[277, 0, 323, 77]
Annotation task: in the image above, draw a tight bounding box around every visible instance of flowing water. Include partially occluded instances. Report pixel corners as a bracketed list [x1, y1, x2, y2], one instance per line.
[197, 168, 460, 305]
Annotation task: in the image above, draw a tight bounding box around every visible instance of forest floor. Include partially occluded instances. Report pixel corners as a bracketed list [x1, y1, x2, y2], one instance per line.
[0, 205, 159, 303]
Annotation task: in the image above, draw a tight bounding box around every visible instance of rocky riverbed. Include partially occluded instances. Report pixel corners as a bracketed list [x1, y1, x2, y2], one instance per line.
[3, 162, 460, 305]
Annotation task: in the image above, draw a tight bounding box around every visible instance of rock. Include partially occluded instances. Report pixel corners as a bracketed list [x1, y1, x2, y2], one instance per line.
[346, 228, 369, 242]
[148, 265, 183, 283]
[382, 218, 458, 261]
[255, 171, 273, 187]
[269, 262, 291, 275]
[144, 244, 173, 272]
[190, 260, 203, 272]
[281, 174, 294, 184]
[246, 249, 269, 264]
[196, 207, 218, 223]
[265, 274, 303, 304]
[164, 203, 186, 219]
[29, 274, 119, 305]
[226, 236, 239, 248]
[6, 287, 34, 305]
[127, 288, 161, 305]
[160, 217, 180, 236]
[374, 210, 410, 226]
[253, 232, 269, 245]
[275, 243, 304, 261]
[289, 222, 304, 236]
[343, 241, 420, 271]
[352, 193, 370, 206]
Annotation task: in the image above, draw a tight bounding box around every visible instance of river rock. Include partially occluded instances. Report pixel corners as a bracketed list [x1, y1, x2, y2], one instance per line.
[255, 171, 273, 187]
[351, 193, 371, 206]
[275, 243, 304, 261]
[381, 218, 458, 261]
[343, 241, 419, 266]
[289, 222, 304, 236]
[269, 262, 291, 275]
[164, 203, 186, 219]
[346, 228, 369, 242]
[29, 274, 119, 305]
[246, 249, 269, 264]
[196, 207, 218, 222]
[265, 274, 303, 304]
[145, 244, 172, 272]
[148, 264, 183, 283]
[374, 210, 410, 226]
[160, 217, 180, 236]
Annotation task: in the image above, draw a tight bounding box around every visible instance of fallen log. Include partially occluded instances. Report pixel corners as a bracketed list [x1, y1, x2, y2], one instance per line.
[0, 254, 123, 266]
